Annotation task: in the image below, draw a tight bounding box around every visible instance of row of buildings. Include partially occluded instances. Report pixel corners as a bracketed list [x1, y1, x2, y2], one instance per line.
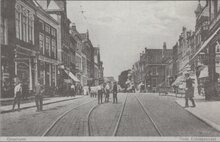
[1, 0, 104, 97]
[132, 0, 220, 98]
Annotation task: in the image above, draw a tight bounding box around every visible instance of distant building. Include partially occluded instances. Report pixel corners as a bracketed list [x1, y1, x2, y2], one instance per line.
[80, 31, 95, 86]
[94, 47, 104, 85]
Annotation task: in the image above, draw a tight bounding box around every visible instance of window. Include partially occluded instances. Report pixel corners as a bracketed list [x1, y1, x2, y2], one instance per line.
[15, 5, 21, 40]
[39, 20, 44, 30]
[51, 39, 56, 58]
[45, 24, 50, 33]
[216, 41, 220, 53]
[218, 0, 220, 12]
[1, 17, 8, 45]
[25, 10, 29, 42]
[28, 14, 34, 43]
[45, 36, 50, 56]
[22, 8, 27, 41]
[51, 28, 56, 37]
[39, 33, 44, 54]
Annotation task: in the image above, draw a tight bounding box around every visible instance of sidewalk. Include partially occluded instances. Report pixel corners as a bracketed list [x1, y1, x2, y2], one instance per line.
[0, 96, 83, 114]
[175, 94, 220, 132]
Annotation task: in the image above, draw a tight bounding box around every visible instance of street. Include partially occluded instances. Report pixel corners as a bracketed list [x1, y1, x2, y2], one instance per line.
[1, 93, 220, 137]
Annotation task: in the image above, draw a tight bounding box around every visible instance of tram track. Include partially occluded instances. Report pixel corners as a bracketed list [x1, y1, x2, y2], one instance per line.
[114, 93, 163, 136]
[42, 93, 163, 136]
[42, 99, 97, 136]
[135, 94, 163, 136]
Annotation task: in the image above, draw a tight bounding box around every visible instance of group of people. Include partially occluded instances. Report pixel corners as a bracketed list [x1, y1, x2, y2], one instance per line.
[89, 82, 118, 104]
[12, 80, 45, 112]
[65, 83, 83, 97]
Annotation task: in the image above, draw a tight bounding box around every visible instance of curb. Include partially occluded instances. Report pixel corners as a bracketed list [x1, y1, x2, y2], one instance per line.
[0, 96, 83, 114]
[175, 100, 220, 133]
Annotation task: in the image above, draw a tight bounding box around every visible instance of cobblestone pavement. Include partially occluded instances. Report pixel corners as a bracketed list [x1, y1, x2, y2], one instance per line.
[46, 100, 98, 136]
[1, 93, 220, 137]
[0, 96, 95, 136]
[137, 94, 220, 136]
[116, 94, 160, 136]
[89, 93, 127, 136]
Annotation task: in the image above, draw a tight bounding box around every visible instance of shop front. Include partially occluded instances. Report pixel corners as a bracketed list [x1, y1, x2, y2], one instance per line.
[38, 56, 58, 87]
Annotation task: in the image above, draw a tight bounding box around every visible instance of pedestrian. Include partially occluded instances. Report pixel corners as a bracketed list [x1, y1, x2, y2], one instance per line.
[35, 81, 44, 112]
[112, 82, 118, 104]
[98, 84, 103, 104]
[12, 81, 22, 111]
[22, 82, 29, 100]
[105, 83, 110, 102]
[71, 84, 75, 97]
[88, 85, 91, 97]
[184, 73, 196, 108]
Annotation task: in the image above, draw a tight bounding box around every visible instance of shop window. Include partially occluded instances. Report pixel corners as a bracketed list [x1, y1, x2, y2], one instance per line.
[152, 78, 157, 87]
[39, 61, 45, 85]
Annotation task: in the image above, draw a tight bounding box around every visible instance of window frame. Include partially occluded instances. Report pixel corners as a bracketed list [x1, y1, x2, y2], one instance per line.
[39, 33, 45, 54]
[45, 36, 50, 56]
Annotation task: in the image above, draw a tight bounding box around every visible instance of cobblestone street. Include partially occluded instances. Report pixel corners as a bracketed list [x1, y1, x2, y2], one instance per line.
[1, 93, 220, 137]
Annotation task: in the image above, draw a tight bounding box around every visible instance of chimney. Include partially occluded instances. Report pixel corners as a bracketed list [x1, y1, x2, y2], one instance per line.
[70, 23, 76, 31]
[86, 29, 89, 39]
[163, 42, 167, 50]
[145, 47, 147, 53]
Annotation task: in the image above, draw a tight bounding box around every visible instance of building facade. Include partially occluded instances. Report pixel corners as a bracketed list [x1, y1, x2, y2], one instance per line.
[1, 0, 36, 97]
[80, 31, 95, 86]
[35, 2, 59, 88]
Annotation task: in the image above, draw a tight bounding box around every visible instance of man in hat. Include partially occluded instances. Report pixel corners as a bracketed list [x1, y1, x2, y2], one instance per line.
[12, 80, 22, 111]
[98, 84, 104, 104]
[35, 81, 44, 111]
[112, 82, 118, 104]
[184, 73, 196, 107]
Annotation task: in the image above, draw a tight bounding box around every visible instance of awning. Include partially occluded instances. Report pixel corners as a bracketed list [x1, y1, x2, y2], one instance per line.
[191, 26, 220, 62]
[64, 70, 80, 82]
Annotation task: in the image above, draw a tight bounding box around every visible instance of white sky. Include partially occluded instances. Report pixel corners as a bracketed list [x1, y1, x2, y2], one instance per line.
[67, 1, 204, 81]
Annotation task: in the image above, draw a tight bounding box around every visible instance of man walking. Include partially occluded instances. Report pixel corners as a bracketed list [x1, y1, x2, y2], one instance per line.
[71, 83, 75, 97]
[113, 82, 118, 104]
[35, 81, 44, 111]
[105, 83, 110, 102]
[184, 73, 196, 107]
[98, 84, 103, 104]
[12, 81, 22, 111]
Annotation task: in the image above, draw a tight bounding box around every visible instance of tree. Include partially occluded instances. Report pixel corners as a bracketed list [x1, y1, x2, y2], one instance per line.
[118, 69, 130, 89]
